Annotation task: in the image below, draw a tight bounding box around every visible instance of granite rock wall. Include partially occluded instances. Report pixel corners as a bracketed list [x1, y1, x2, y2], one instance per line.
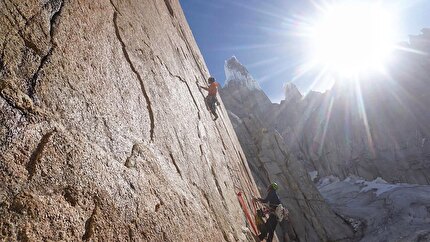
[0, 1, 258, 241]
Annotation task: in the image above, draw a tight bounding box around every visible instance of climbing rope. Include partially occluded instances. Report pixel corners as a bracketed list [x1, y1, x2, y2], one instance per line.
[237, 191, 258, 235]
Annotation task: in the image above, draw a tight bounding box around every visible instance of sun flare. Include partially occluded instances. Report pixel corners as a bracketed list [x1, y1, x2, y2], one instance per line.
[308, 2, 398, 76]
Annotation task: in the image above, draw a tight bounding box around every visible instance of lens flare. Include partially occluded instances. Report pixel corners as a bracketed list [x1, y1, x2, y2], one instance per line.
[307, 2, 398, 76]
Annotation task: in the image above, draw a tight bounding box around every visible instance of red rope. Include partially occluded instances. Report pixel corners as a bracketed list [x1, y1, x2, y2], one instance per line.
[237, 192, 258, 235]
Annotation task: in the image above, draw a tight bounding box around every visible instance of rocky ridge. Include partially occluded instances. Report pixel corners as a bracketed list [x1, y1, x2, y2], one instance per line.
[270, 30, 430, 184]
[225, 29, 430, 185]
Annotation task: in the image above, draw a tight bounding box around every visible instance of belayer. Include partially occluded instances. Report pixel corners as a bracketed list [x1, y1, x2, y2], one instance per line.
[199, 77, 219, 120]
[255, 182, 288, 242]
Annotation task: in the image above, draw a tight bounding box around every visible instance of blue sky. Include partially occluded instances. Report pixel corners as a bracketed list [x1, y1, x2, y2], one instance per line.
[180, 0, 430, 102]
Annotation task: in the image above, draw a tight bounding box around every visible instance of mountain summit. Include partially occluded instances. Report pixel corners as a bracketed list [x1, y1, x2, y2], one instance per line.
[220, 57, 272, 119]
[283, 82, 302, 103]
[224, 56, 261, 90]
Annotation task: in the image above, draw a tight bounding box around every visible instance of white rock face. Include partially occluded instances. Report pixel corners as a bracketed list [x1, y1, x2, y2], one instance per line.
[319, 176, 430, 241]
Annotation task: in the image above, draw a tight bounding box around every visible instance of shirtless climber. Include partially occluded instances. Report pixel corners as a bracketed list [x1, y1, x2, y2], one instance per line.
[199, 77, 219, 121]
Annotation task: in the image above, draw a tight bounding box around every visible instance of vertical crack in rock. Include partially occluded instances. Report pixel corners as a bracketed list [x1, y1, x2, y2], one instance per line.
[163, 0, 174, 17]
[214, 126, 227, 150]
[49, 0, 64, 38]
[113, 12, 155, 141]
[196, 123, 202, 139]
[199, 144, 204, 156]
[29, 48, 53, 98]
[180, 46, 187, 60]
[27, 130, 55, 180]
[1, 38, 7, 72]
[211, 166, 225, 201]
[169, 153, 182, 178]
[175, 75, 201, 119]
[155, 203, 161, 212]
[156, 56, 201, 119]
[202, 192, 211, 209]
[28, 0, 64, 99]
[82, 202, 98, 241]
[195, 77, 206, 98]
[173, 129, 185, 157]
[109, 0, 119, 13]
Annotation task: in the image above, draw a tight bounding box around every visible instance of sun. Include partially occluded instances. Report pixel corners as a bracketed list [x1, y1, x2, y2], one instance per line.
[308, 2, 398, 76]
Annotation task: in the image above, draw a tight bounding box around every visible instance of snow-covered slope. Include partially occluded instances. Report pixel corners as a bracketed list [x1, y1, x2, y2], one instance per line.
[318, 176, 430, 241]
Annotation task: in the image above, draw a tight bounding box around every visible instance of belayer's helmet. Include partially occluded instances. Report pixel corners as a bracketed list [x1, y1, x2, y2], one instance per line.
[208, 77, 215, 83]
[269, 182, 278, 191]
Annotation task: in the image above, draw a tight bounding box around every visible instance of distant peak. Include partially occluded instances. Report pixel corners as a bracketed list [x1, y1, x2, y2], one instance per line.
[225, 56, 248, 77]
[227, 55, 239, 63]
[224, 56, 261, 90]
[284, 82, 297, 90]
[283, 82, 302, 103]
